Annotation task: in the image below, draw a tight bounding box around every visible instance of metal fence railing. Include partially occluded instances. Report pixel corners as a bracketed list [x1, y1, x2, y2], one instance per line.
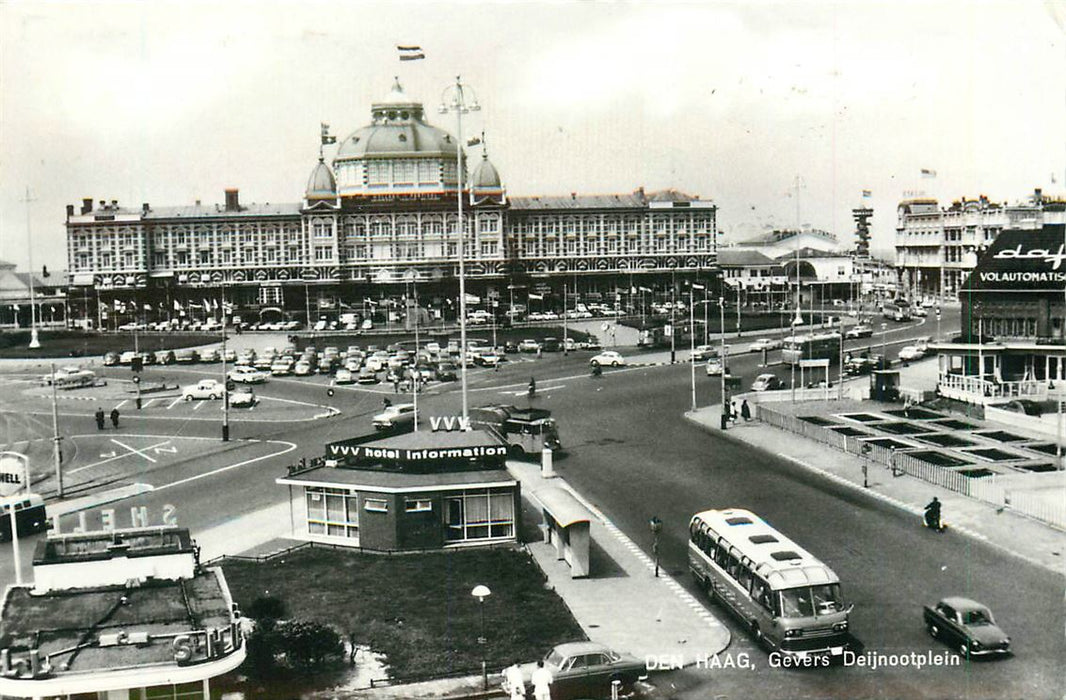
[756, 404, 1066, 530]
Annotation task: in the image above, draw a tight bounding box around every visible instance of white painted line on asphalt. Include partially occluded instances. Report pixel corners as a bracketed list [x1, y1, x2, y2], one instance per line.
[110, 438, 158, 464]
[68, 438, 173, 474]
[142, 399, 155, 408]
[114, 399, 128, 409]
[167, 397, 183, 409]
[193, 400, 205, 411]
[153, 440, 298, 493]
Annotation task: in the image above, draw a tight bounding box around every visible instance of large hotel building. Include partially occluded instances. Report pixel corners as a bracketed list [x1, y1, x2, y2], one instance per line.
[65, 80, 718, 322]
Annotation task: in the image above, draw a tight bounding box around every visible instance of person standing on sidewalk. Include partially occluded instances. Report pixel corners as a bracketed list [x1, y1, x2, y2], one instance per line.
[531, 660, 553, 700]
[504, 662, 525, 700]
[110, 407, 120, 429]
[741, 399, 751, 422]
[95, 407, 106, 430]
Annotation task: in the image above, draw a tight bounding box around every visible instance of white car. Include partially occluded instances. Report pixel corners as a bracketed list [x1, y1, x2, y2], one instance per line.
[911, 306, 928, 317]
[691, 345, 717, 361]
[898, 345, 925, 362]
[182, 379, 225, 401]
[229, 389, 257, 408]
[590, 351, 626, 367]
[706, 358, 724, 376]
[119, 350, 138, 365]
[334, 368, 355, 384]
[228, 366, 269, 384]
[751, 373, 783, 392]
[372, 403, 417, 430]
[749, 338, 783, 353]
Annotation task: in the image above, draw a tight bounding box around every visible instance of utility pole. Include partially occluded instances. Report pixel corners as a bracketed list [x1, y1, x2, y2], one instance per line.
[50, 364, 64, 496]
[22, 188, 40, 349]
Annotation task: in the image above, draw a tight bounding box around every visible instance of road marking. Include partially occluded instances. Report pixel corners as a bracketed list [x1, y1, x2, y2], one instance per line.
[152, 444, 178, 455]
[110, 438, 158, 463]
[114, 400, 128, 409]
[153, 440, 298, 493]
[193, 400, 206, 411]
[99, 450, 116, 458]
[71, 438, 173, 474]
[142, 398, 155, 408]
[167, 397, 183, 409]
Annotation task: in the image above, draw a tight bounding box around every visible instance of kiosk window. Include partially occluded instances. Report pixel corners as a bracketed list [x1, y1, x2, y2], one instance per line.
[305, 487, 359, 539]
[444, 489, 516, 543]
[364, 499, 389, 513]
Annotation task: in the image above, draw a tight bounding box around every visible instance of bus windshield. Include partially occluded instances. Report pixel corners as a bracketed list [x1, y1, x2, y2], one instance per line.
[779, 583, 844, 618]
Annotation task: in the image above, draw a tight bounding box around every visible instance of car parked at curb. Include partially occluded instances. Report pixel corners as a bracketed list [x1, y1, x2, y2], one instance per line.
[333, 368, 354, 384]
[923, 597, 1011, 658]
[502, 642, 647, 700]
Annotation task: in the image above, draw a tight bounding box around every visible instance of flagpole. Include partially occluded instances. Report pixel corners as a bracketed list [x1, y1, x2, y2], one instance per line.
[23, 188, 40, 349]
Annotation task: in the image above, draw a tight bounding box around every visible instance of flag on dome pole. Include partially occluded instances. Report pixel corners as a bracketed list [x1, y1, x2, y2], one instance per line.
[862, 189, 872, 198]
[398, 45, 425, 61]
[467, 137, 481, 147]
[320, 123, 336, 146]
[921, 169, 937, 178]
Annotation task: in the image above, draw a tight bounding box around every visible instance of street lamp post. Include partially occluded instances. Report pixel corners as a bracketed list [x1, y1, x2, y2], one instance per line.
[441, 77, 480, 423]
[23, 188, 40, 349]
[648, 516, 663, 578]
[471, 584, 492, 690]
[719, 297, 728, 428]
[881, 322, 888, 370]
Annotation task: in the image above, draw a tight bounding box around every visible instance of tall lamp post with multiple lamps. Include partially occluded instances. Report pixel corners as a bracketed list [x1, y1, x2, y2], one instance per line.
[440, 77, 480, 423]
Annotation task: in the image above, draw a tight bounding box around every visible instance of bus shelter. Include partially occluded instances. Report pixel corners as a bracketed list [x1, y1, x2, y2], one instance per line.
[535, 486, 592, 578]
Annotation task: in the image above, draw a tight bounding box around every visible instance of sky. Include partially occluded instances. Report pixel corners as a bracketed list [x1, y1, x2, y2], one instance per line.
[1, 0, 1064, 273]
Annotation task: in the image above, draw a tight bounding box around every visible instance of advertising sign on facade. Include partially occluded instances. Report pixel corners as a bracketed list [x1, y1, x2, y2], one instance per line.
[0, 455, 25, 499]
[964, 225, 1066, 291]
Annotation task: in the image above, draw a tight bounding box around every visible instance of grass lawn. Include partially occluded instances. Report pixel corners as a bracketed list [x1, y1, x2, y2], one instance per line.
[222, 545, 585, 681]
[0, 330, 217, 359]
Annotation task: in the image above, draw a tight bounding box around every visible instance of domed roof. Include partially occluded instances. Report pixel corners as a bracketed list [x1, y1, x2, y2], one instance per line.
[335, 78, 458, 160]
[471, 153, 502, 190]
[306, 158, 336, 198]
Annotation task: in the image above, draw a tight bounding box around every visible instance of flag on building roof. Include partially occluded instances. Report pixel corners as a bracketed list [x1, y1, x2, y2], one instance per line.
[398, 45, 425, 61]
[921, 169, 937, 178]
[862, 189, 872, 198]
[467, 137, 481, 147]
[320, 123, 336, 146]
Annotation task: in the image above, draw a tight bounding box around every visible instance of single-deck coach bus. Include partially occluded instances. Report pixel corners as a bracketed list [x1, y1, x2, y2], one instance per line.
[689, 508, 852, 658]
[780, 333, 841, 366]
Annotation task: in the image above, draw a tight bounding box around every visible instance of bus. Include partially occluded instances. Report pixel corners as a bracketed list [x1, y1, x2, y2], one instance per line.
[0, 493, 49, 541]
[780, 333, 841, 366]
[882, 300, 912, 322]
[688, 508, 852, 658]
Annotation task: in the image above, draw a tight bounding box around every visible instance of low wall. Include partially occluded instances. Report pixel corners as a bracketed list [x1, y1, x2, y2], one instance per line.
[756, 404, 1066, 530]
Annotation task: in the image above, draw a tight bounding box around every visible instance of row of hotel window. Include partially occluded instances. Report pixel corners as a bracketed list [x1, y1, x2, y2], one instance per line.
[336, 160, 456, 188]
[306, 487, 515, 543]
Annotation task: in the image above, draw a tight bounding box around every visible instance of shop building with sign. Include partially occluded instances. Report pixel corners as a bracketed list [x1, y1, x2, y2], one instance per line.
[276, 429, 520, 551]
[932, 223, 1066, 406]
[0, 526, 245, 699]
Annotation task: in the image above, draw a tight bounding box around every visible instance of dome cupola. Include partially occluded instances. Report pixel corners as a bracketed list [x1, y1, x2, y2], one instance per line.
[306, 158, 337, 199]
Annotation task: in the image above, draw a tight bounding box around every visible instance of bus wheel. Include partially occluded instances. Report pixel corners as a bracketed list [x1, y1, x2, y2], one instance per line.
[750, 621, 765, 647]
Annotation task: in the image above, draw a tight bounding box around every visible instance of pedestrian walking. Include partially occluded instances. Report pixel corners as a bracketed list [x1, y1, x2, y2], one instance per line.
[528, 376, 536, 398]
[110, 407, 120, 429]
[382, 396, 392, 409]
[924, 496, 944, 532]
[95, 407, 106, 430]
[741, 399, 751, 422]
[530, 660, 553, 700]
[392, 375, 401, 393]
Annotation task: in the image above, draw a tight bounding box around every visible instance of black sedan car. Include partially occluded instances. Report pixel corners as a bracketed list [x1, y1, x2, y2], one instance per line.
[923, 597, 1011, 658]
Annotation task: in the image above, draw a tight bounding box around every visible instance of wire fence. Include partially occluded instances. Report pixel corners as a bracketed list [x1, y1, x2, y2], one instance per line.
[756, 404, 1066, 530]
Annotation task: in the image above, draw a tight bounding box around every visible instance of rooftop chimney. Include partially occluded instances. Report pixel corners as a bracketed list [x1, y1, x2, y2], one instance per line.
[225, 188, 240, 212]
[81, 198, 93, 214]
[66, 204, 74, 218]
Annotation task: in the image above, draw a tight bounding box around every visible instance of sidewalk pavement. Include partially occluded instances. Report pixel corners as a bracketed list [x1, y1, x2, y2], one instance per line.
[688, 406, 1066, 573]
[505, 458, 731, 663]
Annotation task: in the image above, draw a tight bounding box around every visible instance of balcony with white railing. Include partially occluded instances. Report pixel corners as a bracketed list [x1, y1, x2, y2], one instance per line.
[937, 372, 1049, 404]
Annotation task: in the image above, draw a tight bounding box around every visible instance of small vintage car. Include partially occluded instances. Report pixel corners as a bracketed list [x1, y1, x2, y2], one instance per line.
[502, 641, 646, 700]
[923, 597, 1011, 658]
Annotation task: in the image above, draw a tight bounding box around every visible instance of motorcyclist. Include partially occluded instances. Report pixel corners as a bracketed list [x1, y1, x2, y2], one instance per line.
[924, 497, 944, 532]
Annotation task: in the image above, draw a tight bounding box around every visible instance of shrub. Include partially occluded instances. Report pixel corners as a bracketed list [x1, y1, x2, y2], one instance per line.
[276, 619, 345, 672]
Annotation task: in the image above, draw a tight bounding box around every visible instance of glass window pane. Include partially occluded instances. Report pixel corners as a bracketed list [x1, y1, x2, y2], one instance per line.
[326, 494, 345, 522]
[466, 494, 489, 523]
[306, 491, 325, 520]
[811, 584, 844, 615]
[489, 492, 513, 520]
[779, 588, 815, 618]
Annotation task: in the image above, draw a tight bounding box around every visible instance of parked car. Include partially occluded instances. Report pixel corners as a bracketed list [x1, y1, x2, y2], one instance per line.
[235, 349, 257, 366]
[502, 642, 646, 700]
[228, 366, 269, 384]
[357, 367, 380, 384]
[317, 357, 338, 374]
[750, 373, 783, 391]
[897, 345, 925, 362]
[153, 350, 176, 365]
[200, 348, 221, 363]
[845, 325, 874, 339]
[541, 337, 562, 352]
[436, 362, 459, 381]
[334, 368, 355, 384]
[118, 351, 138, 365]
[923, 597, 1011, 658]
[749, 338, 783, 353]
[293, 360, 314, 377]
[474, 351, 502, 368]
[270, 357, 295, 376]
[518, 339, 542, 353]
[589, 351, 626, 367]
[174, 349, 200, 364]
[182, 379, 225, 401]
[102, 351, 121, 367]
[372, 403, 417, 431]
[229, 388, 258, 408]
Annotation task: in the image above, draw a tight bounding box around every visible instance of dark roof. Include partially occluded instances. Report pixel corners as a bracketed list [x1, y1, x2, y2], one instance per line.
[0, 568, 234, 677]
[717, 249, 779, 267]
[510, 193, 646, 210]
[34, 528, 194, 566]
[278, 466, 515, 491]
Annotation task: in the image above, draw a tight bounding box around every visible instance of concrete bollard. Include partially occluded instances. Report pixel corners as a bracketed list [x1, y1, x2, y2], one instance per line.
[541, 447, 555, 478]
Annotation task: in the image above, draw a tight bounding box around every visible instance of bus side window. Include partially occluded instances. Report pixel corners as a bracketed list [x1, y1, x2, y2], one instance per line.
[724, 552, 740, 580]
[736, 561, 753, 590]
[714, 544, 730, 569]
[751, 577, 774, 614]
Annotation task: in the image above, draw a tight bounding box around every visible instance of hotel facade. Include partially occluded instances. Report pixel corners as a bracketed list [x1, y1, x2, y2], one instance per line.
[64, 80, 718, 325]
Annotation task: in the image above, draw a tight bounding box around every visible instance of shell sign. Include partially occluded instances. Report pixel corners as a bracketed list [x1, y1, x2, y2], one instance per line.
[0, 454, 26, 499]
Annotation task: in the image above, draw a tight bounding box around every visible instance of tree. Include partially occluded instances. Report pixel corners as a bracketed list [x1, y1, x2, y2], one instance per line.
[277, 619, 345, 671]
